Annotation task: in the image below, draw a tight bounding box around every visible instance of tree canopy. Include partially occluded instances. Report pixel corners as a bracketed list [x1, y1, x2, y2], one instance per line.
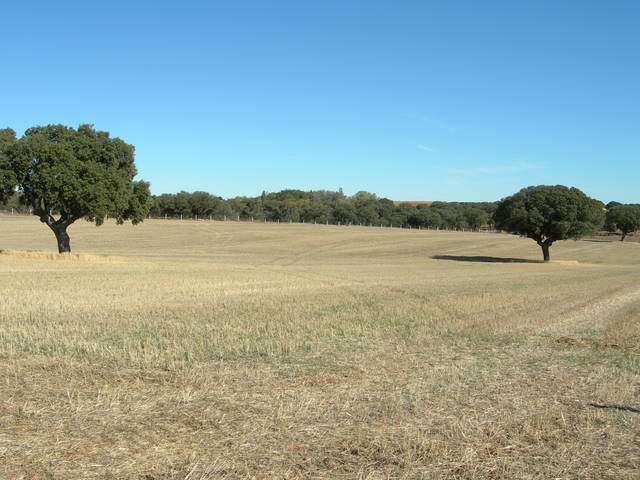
[7, 124, 152, 253]
[0, 128, 17, 203]
[147, 189, 498, 230]
[493, 185, 604, 261]
[605, 204, 640, 241]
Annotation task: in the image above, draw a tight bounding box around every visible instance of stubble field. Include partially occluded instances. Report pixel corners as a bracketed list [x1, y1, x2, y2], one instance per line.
[0, 215, 639, 479]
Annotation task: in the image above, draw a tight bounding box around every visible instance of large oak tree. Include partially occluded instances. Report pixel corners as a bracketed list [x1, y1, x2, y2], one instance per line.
[7, 124, 152, 253]
[493, 185, 604, 262]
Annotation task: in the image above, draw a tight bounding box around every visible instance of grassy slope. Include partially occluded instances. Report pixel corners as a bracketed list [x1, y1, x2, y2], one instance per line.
[0, 215, 639, 479]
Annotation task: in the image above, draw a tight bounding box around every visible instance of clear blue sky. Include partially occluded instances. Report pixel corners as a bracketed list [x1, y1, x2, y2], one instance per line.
[2, 0, 638, 202]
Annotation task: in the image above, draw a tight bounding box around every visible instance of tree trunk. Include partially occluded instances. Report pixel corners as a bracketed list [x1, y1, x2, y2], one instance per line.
[621, 233, 626, 242]
[52, 224, 71, 253]
[35, 209, 76, 254]
[540, 242, 550, 262]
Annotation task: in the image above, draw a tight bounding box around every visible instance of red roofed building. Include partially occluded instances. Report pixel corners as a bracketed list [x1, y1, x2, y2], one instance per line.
[393, 201, 433, 207]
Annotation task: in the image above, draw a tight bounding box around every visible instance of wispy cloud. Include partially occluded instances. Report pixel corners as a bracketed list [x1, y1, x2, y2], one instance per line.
[402, 112, 441, 125]
[417, 144, 433, 152]
[448, 161, 542, 176]
[402, 112, 465, 133]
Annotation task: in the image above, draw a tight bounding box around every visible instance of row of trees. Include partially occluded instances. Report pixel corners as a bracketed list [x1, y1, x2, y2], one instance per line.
[1, 123, 638, 260]
[148, 190, 497, 230]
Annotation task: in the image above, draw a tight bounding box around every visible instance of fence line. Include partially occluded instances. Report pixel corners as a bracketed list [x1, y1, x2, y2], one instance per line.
[0, 208, 501, 233]
[142, 213, 502, 233]
[2, 209, 631, 239]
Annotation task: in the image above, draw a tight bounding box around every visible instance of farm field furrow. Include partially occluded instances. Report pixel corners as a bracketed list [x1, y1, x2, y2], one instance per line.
[1, 215, 639, 479]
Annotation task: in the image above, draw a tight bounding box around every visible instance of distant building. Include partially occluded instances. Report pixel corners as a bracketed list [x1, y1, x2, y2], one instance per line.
[392, 201, 433, 207]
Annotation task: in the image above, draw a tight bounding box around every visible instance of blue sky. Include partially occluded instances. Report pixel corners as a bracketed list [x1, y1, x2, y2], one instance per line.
[2, 1, 638, 202]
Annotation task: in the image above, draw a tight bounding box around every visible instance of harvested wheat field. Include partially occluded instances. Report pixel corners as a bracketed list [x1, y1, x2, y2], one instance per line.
[0, 214, 639, 479]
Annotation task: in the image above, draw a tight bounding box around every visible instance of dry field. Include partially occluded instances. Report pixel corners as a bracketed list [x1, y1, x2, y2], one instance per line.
[0, 215, 639, 479]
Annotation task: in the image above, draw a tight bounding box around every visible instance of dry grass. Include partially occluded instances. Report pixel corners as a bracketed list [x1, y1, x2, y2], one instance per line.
[0, 214, 639, 479]
[0, 249, 127, 263]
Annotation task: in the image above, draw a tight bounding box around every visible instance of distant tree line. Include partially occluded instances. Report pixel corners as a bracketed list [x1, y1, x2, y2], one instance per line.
[3, 123, 637, 255]
[4, 186, 640, 240]
[0, 192, 25, 213]
[146, 189, 498, 230]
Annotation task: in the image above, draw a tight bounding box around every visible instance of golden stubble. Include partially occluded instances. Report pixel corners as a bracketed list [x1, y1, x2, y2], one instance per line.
[1, 215, 639, 479]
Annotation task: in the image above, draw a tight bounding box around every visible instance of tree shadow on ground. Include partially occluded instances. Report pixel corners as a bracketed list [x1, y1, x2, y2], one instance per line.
[588, 403, 640, 414]
[431, 255, 541, 264]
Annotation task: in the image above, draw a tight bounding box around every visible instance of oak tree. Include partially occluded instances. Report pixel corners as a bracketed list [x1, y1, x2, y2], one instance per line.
[8, 124, 152, 253]
[605, 204, 640, 241]
[493, 185, 604, 262]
